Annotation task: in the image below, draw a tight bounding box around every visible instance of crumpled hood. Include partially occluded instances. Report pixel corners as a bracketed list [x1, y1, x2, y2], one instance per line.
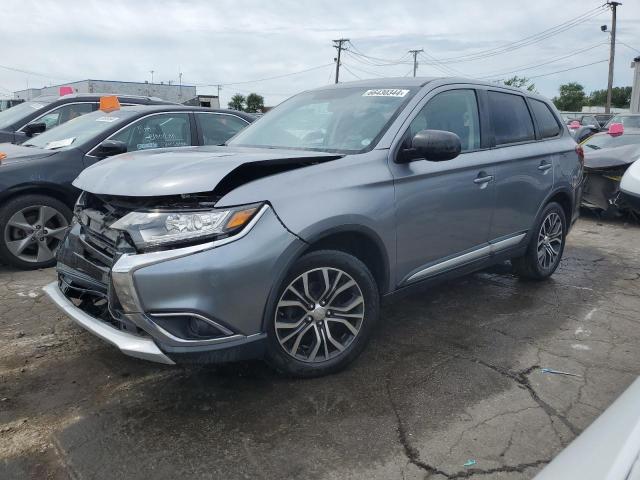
[73, 145, 342, 196]
[0, 142, 57, 165]
[584, 144, 640, 170]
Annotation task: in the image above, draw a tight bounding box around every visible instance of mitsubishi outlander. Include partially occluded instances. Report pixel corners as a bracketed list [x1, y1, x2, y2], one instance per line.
[45, 78, 583, 377]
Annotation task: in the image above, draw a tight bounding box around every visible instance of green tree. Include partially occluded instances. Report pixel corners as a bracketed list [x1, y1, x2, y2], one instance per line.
[228, 94, 246, 111]
[245, 93, 265, 113]
[502, 76, 537, 93]
[552, 82, 586, 111]
[587, 87, 632, 108]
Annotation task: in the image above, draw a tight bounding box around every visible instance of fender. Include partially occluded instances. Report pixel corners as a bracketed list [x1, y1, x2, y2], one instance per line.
[0, 181, 78, 207]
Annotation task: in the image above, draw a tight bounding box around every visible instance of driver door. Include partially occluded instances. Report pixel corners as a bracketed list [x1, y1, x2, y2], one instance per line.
[389, 87, 496, 286]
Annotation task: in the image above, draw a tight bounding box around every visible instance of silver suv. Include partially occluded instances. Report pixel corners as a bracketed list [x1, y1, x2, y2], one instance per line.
[45, 78, 583, 377]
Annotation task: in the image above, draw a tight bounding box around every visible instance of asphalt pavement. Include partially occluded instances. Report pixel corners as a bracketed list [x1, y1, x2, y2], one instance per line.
[1, 216, 639, 480]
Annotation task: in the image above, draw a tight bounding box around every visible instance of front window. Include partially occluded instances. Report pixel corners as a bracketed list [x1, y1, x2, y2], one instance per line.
[22, 109, 136, 150]
[408, 89, 480, 152]
[606, 115, 640, 129]
[109, 113, 192, 152]
[228, 87, 417, 153]
[0, 100, 52, 130]
[583, 133, 640, 150]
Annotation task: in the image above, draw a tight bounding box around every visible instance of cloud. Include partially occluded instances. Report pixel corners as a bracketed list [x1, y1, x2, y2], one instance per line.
[1, 0, 638, 105]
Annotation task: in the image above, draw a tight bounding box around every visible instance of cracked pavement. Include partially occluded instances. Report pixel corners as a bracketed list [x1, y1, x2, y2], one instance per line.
[1, 216, 639, 480]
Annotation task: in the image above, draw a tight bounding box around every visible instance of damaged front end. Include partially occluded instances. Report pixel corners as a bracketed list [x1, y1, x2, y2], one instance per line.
[581, 146, 640, 217]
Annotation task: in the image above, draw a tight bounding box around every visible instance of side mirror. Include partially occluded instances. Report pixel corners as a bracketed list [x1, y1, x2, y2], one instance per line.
[399, 129, 462, 163]
[94, 140, 127, 158]
[23, 122, 47, 137]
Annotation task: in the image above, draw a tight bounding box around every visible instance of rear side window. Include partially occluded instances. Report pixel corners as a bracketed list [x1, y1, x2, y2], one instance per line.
[488, 91, 535, 145]
[530, 99, 561, 138]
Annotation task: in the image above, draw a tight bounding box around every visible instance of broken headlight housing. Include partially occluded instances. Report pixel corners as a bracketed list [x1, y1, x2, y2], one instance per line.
[110, 203, 263, 250]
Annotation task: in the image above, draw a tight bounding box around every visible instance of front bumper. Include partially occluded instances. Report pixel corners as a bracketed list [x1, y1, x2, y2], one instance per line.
[46, 205, 303, 364]
[43, 282, 175, 364]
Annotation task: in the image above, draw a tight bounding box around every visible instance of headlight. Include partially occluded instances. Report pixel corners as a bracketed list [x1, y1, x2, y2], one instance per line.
[110, 203, 263, 249]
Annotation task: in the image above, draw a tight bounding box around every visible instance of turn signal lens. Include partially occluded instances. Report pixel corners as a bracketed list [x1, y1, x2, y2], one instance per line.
[225, 207, 258, 229]
[0, 152, 6, 163]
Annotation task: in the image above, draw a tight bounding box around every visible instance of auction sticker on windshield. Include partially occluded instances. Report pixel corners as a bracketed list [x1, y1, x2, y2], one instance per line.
[363, 89, 409, 97]
[45, 137, 75, 149]
[96, 116, 119, 122]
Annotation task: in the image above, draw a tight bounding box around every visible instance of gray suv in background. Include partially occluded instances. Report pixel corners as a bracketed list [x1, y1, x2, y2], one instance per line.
[45, 78, 582, 377]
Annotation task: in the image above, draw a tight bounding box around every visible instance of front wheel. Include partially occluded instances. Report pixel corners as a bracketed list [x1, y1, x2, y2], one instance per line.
[265, 250, 379, 378]
[512, 202, 566, 280]
[0, 195, 71, 270]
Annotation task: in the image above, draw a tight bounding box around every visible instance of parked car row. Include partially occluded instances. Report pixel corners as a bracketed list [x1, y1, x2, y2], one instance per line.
[0, 95, 255, 268]
[34, 77, 583, 377]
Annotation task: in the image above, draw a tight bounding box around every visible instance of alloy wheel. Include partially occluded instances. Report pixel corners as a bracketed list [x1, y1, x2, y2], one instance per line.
[274, 267, 365, 363]
[537, 212, 563, 270]
[3, 205, 69, 264]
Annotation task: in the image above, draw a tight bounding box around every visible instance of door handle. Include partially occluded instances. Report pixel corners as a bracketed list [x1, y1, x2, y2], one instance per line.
[473, 175, 494, 184]
[538, 162, 552, 172]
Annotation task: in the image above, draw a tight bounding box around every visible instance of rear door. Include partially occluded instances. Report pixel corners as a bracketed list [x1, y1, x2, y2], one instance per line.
[486, 91, 555, 242]
[195, 112, 250, 145]
[389, 86, 496, 286]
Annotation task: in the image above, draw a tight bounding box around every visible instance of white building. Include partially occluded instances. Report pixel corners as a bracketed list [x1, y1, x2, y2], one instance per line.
[14, 79, 199, 104]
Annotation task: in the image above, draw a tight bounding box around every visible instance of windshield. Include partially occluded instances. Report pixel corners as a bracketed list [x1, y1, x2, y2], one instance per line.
[0, 100, 52, 130]
[228, 87, 417, 153]
[583, 133, 640, 150]
[605, 115, 640, 129]
[23, 109, 136, 150]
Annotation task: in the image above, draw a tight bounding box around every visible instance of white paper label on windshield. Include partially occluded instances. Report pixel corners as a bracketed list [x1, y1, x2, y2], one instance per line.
[96, 116, 119, 122]
[363, 89, 409, 97]
[29, 103, 45, 110]
[45, 137, 75, 149]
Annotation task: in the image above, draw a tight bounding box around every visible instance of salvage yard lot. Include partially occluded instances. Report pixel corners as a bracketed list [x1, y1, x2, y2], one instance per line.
[1, 216, 639, 480]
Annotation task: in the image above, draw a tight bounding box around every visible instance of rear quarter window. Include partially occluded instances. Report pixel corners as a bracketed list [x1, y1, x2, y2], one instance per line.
[530, 99, 561, 139]
[488, 91, 535, 145]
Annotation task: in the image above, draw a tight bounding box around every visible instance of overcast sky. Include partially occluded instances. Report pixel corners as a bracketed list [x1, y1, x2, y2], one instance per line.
[1, 0, 639, 106]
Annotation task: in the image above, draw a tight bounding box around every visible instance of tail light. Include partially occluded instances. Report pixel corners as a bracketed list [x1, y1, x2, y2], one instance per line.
[575, 144, 584, 168]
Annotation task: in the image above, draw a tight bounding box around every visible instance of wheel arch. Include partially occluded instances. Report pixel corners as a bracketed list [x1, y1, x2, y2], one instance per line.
[300, 225, 391, 295]
[0, 183, 77, 210]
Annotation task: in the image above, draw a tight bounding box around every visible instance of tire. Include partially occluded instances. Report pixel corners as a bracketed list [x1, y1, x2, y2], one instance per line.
[511, 202, 566, 281]
[0, 194, 72, 270]
[265, 250, 379, 378]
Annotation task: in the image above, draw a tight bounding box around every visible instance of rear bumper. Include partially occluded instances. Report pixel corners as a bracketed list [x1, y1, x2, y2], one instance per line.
[43, 281, 175, 365]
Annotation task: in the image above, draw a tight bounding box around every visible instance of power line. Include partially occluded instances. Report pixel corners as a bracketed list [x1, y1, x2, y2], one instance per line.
[477, 42, 609, 79]
[0, 63, 70, 81]
[340, 60, 387, 78]
[193, 63, 334, 87]
[430, 6, 607, 63]
[618, 40, 640, 54]
[341, 64, 362, 80]
[527, 59, 608, 79]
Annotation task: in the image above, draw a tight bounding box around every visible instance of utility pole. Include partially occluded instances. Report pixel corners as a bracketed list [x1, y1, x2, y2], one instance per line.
[605, 1, 621, 113]
[408, 49, 424, 77]
[178, 71, 183, 97]
[333, 38, 349, 84]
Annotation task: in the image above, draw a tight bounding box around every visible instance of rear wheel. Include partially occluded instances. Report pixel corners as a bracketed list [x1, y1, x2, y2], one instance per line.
[265, 250, 379, 378]
[512, 202, 566, 280]
[0, 195, 71, 270]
